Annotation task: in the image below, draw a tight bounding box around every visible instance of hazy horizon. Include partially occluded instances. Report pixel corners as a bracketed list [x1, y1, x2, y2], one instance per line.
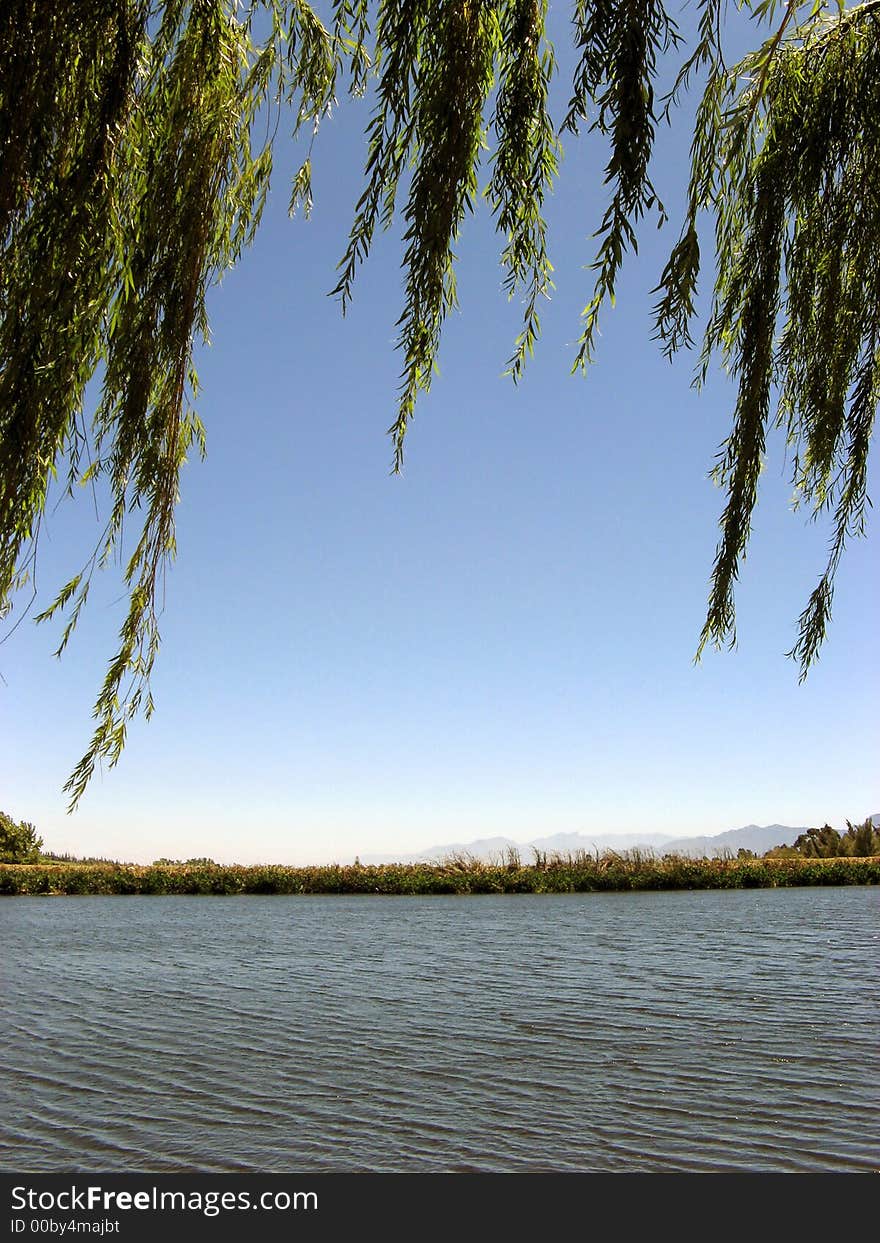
[25, 816, 880, 868]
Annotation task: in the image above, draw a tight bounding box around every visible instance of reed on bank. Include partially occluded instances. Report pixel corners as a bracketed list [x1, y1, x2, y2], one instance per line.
[1, 851, 878, 896]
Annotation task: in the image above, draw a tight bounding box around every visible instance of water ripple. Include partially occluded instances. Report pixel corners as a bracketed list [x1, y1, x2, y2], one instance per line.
[2, 888, 878, 1171]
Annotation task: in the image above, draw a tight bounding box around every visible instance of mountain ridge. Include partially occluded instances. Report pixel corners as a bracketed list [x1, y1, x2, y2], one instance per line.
[360, 821, 844, 864]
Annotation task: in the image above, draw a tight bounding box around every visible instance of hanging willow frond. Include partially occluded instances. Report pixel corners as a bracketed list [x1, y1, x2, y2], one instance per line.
[487, 0, 559, 381]
[333, 0, 558, 458]
[388, 0, 498, 465]
[1, 1, 877, 805]
[1, 0, 345, 806]
[669, 2, 880, 675]
[564, 0, 682, 369]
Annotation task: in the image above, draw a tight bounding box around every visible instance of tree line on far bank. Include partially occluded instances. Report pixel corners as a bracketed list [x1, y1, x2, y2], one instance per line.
[759, 819, 880, 860]
[0, 810, 41, 863]
[1, 810, 878, 866]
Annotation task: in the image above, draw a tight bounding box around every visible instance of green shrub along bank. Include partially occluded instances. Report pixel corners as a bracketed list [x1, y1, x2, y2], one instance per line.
[0, 811, 43, 863]
[1, 853, 878, 896]
[764, 818, 880, 858]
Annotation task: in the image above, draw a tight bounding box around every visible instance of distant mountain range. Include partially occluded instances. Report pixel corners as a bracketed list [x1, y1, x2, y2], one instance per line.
[361, 819, 878, 865]
[657, 825, 809, 857]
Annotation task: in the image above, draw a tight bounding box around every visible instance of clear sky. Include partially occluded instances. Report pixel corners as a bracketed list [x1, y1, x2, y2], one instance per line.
[2, 8, 877, 864]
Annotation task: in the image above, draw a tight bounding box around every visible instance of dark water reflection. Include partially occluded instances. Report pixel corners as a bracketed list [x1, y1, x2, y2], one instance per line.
[2, 888, 877, 1171]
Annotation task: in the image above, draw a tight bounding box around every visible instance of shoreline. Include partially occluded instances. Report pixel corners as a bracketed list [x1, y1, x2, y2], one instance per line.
[2, 854, 878, 896]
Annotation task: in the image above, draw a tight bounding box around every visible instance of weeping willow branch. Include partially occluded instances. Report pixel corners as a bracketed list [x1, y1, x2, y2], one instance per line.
[1, 0, 339, 806]
[1, 1, 877, 806]
[564, 0, 682, 369]
[673, 2, 880, 674]
[488, 0, 559, 381]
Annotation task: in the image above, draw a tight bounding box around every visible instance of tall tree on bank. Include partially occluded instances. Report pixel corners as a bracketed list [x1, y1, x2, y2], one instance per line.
[1, 1, 877, 805]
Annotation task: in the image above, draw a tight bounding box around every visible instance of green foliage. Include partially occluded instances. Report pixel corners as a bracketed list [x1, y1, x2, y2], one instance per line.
[0, 810, 43, 863]
[41, 850, 127, 863]
[763, 844, 800, 858]
[564, 0, 681, 369]
[844, 817, 880, 856]
[768, 817, 880, 857]
[792, 823, 844, 857]
[674, 1, 880, 675]
[1, 2, 877, 804]
[1, 849, 878, 894]
[153, 855, 216, 864]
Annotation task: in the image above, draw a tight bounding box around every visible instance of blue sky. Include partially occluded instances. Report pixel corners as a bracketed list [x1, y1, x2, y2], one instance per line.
[2, 7, 877, 863]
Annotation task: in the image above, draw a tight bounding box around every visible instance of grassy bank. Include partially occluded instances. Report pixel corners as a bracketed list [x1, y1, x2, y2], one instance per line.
[1, 853, 879, 896]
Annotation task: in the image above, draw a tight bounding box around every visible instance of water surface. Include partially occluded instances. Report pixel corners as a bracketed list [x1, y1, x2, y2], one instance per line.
[2, 888, 877, 1171]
